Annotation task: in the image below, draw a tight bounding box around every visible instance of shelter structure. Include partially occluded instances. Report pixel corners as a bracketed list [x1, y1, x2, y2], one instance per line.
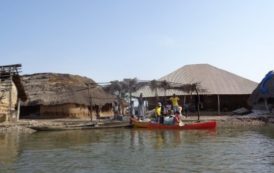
[20, 73, 115, 120]
[135, 64, 258, 114]
[0, 64, 27, 122]
[248, 71, 274, 113]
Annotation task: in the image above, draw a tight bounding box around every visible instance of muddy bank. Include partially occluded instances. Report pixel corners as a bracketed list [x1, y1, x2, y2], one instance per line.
[0, 115, 273, 133]
[182, 114, 274, 127]
[217, 117, 267, 127]
[0, 124, 36, 133]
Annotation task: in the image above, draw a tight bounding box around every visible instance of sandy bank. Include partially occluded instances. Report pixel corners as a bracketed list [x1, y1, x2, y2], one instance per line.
[0, 115, 273, 133]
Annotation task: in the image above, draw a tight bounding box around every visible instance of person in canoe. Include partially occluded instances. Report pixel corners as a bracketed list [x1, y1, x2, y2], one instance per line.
[169, 94, 180, 112]
[137, 93, 146, 120]
[174, 111, 184, 126]
[155, 102, 162, 123]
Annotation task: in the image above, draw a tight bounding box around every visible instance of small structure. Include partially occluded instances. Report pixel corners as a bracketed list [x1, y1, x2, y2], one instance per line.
[135, 64, 258, 114]
[248, 71, 274, 113]
[0, 64, 27, 122]
[20, 73, 115, 120]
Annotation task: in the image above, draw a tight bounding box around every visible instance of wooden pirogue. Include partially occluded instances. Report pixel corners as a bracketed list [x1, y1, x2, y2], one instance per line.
[131, 118, 217, 130]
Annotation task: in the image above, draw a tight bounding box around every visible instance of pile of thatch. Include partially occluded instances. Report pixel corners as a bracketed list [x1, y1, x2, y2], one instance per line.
[248, 71, 274, 105]
[21, 73, 115, 106]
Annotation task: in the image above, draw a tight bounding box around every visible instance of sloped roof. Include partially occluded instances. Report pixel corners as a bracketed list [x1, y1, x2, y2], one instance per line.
[21, 73, 115, 106]
[135, 64, 258, 97]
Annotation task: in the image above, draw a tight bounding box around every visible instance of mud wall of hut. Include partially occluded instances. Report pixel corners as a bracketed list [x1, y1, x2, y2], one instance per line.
[21, 103, 114, 119]
[40, 104, 90, 118]
[40, 104, 114, 119]
[99, 103, 113, 118]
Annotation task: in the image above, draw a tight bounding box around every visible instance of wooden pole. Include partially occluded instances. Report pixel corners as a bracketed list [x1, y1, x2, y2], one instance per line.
[264, 98, 269, 112]
[217, 95, 221, 115]
[195, 87, 200, 122]
[88, 84, 93, 121]
[17, 99, 20, 122]
[9, 69, 12, 122]
[129, 90, 133, 116]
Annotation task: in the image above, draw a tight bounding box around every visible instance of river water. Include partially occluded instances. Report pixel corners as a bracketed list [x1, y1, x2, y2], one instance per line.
[0, 125, 274, 173]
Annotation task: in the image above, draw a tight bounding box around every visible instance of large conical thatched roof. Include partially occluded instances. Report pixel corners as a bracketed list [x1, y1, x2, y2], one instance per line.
[248, 71, 274, 105]
[21, 73, 115, 106]
[135, 64, 258, 97]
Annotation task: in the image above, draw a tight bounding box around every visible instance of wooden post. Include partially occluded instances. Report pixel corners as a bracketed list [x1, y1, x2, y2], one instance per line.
[217, 95, 221, 115]
[8, 70, 12, 122]
[17, 99, 20, 121]
[88, 84, 93, 121]
[264, 98, 269, 112]
[195, 87, 200, 122]
[129, 90, 133, 116]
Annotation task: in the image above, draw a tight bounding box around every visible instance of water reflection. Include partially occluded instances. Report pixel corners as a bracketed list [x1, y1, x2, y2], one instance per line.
[129, 129, 217, 150]
[0, 133, 20, 165]
[22, 130, 107, 150]
[0, 126, 273, 173]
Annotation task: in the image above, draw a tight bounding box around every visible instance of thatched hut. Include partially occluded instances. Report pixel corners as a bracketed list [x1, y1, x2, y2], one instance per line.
[248, 71, 274, 112]
[20, 73, 115, 119]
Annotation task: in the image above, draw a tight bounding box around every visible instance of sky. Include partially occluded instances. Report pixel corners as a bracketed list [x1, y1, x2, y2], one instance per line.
[1, 0, 274, 83]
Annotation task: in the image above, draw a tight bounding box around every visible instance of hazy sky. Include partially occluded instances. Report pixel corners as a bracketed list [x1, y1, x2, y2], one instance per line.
[1, 0, 274, 83]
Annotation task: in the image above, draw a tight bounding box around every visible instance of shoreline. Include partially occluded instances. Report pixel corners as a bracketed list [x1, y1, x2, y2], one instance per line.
[0, 115, 273, 133]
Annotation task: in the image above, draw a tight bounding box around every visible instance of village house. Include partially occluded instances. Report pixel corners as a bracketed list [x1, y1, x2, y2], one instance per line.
[20, 73, 115, 120]
[134, 64, 258, 114]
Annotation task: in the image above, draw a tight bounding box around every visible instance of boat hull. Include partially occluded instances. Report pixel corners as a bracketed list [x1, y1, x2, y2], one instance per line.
[30, 121, 132, 131]
[131, 118, 216, 130]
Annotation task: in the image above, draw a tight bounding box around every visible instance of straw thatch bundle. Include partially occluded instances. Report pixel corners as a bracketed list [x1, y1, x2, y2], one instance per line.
[21, 73, 115, 106]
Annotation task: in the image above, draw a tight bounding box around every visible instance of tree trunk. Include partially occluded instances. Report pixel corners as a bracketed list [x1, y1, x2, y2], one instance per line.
[195, 88, 200, 121]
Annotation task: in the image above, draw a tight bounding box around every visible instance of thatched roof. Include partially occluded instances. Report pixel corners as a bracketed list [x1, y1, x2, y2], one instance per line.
[12, 75, 27, 101]
[248, 71, 274, 104]
[0, 65, 27, 102]
[21, 73, 115, 106]
[135, 64, 258, 97]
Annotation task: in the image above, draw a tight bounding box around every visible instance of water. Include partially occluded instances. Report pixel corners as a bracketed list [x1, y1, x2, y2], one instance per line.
[1, 125, 274, 173]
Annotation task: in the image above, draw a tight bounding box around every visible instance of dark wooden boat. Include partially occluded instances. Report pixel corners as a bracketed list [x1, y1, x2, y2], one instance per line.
[131, 118, 216, 130]
[30, 121, 132, 131]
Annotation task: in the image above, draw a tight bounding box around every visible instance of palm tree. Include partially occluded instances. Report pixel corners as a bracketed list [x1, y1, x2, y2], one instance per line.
[170, 83, 205, 121]
[104, 78, 149, 116]
[104, 80, 124, 115]
[158, 80, 171, 105]
[122, 78, 138, 114]
[150, 79, 160, 105]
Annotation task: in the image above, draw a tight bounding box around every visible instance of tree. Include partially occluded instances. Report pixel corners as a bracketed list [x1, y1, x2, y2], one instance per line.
[149, 79, 160, 105]
[122, 78, 138, 114]
[104, 80, 125, 115]
[104, 78, 148, 115]
[170, 83, 205, 121]
[158, 80, 171, 105]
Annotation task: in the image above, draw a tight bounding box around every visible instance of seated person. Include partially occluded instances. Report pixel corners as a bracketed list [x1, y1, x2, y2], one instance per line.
[173, 111, 184, 126]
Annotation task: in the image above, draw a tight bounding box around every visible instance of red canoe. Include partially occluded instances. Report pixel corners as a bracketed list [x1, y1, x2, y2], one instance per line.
[131, 118, 217, 130]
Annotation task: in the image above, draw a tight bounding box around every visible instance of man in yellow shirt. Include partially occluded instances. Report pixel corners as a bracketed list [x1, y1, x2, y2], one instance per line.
[169, 94, 180, 113]
[155, 102, 162, 123]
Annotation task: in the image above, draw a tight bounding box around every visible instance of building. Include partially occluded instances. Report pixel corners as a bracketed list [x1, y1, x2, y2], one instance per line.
[20, 73, 115, 119]
[135, 64, 258, 114]
[0, 64, 27, 122]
